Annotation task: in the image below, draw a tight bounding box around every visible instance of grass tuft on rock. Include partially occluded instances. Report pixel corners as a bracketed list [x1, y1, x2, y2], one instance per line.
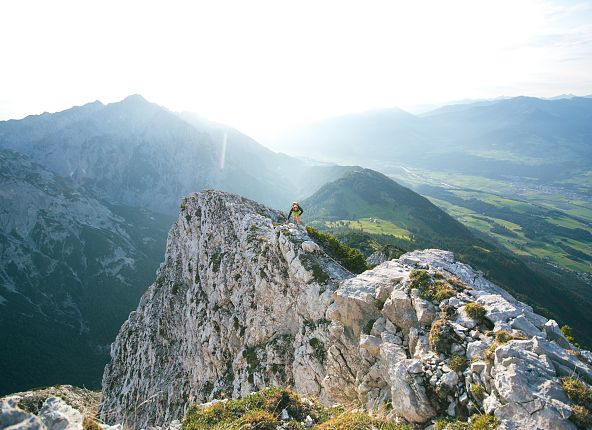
[429, 319, 454, 354]
[314, 411, 410, 430]
[570, 404, 592, 428]
[435, 414, 499, 430]
[409, 270, 455, 302]
[494, 330, 513, 344]
[469, 384, 486, 402]
[562, 377, 592, 406]
[449, 355, 468, 372]
[464, 302, 486, 322]
[182, 387, 409, 430]
[83, 417, 101, 430]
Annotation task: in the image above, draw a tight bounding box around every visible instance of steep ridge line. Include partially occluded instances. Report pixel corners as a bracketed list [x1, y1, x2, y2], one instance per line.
[99, 190, 592, 429]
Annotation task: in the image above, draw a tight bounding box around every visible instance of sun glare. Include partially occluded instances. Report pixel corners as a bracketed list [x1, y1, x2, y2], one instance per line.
[0, 0, 591, 139]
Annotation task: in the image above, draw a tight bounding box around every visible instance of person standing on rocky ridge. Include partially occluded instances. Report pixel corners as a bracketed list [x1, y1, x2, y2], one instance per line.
[287, 201, 304, 224]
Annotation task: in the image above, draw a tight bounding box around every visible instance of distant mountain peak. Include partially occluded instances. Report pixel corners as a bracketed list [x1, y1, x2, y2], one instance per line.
[120, 93, 149, 104]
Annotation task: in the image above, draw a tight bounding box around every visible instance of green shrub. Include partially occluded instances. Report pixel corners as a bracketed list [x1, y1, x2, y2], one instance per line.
[305, 226, 369, 274]
[561, 325, 580, 346]
[449, 355, 468, 372]
[309, 337, 326, 362]
[464, 302, 486, 322]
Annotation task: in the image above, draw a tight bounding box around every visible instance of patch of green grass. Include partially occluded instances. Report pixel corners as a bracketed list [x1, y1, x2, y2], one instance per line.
[561, 376, 592, 428]
[182, 387, 409, 430]
[326, 218, 412, 240]
[495, 330, 513, 344]
[183, 388, 309, 429]
[484, 331, 527, 363]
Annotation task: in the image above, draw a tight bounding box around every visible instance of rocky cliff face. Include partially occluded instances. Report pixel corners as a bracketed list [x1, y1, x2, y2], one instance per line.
[100, 190, 592, 429]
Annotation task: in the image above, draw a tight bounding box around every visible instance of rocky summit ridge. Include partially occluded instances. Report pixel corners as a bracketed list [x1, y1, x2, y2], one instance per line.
[95, 190, 592, 429]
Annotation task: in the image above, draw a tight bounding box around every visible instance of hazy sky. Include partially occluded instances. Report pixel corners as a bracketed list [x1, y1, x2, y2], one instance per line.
[1, 0, 591, 139]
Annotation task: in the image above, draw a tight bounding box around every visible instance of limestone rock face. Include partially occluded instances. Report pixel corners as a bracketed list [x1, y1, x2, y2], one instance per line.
[99, 191, 351, 428]
[99, 192, 592, 429]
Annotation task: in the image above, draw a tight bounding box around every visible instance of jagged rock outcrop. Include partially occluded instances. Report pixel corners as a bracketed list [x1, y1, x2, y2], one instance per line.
[100, 190, 350, 428]
[0, 389, 87, 430]
[100, 190, 592, 429]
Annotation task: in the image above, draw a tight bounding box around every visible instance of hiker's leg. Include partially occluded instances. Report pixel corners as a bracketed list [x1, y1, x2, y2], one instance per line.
[295, 215, 300, 224]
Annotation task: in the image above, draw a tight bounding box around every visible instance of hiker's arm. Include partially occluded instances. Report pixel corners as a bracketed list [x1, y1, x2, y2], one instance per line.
[299, 207, 304, 215]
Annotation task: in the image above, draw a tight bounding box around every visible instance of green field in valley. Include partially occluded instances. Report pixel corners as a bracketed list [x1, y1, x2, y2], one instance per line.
[385, 166, 592, 274]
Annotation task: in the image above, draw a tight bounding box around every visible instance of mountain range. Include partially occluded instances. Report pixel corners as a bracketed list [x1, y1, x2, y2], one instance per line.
[2, 94, 591, 397]
[270, 96, 592, 181]
[0, 95, 355, 394]
[269, 96, 592, 277]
